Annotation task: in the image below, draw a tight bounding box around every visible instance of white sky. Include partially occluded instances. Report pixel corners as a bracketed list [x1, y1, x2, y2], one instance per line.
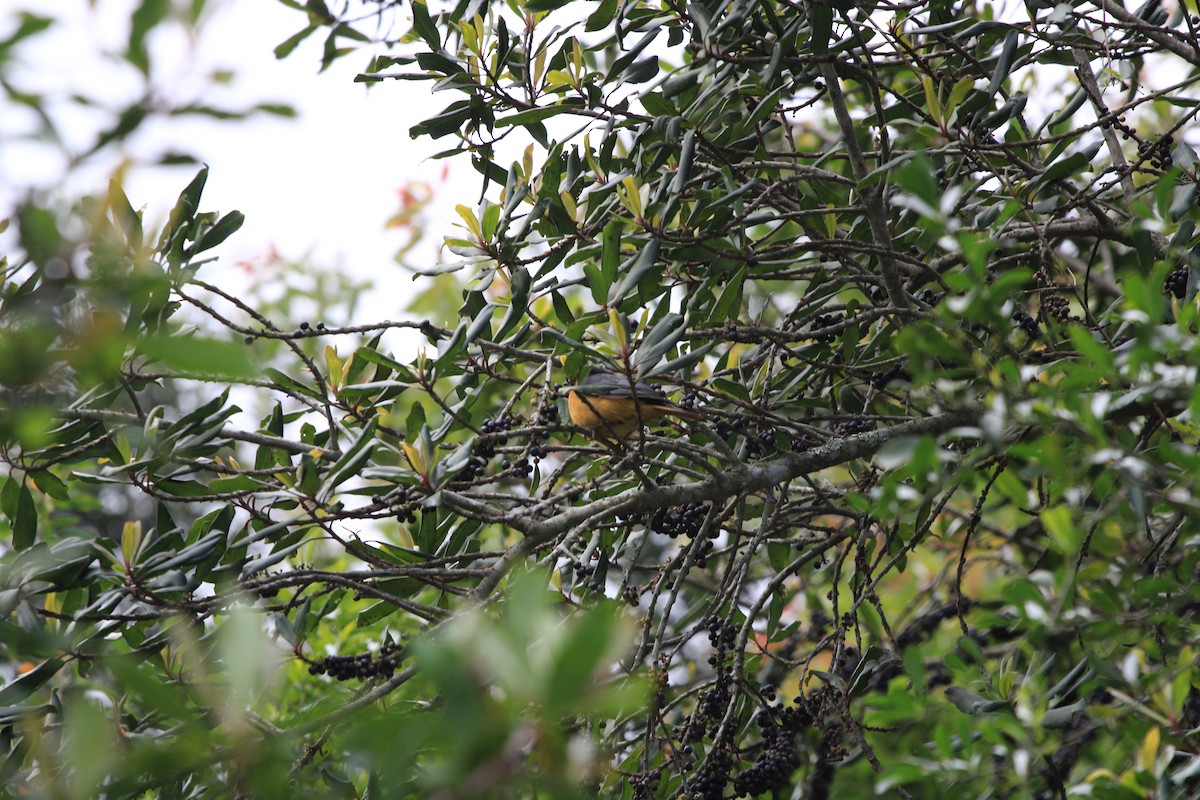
[1, 0, 460, 326]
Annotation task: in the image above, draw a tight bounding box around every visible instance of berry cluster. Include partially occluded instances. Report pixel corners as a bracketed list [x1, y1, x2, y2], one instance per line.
[1099, 106, 1135, 138]
[651, 502, 709, 539]
[475, 416, 516, 460]
[630, 768, 662, 799]
[470, 413, 551, 481]
[571, 550, 608, 593]
[501, 455, 534, 479]
[460, 456, 487, 480]
[534, 396, 560, 427]
[916, 288, 944, 306]
[1033, 262, 1072, 324]
[1041, 292, 1071, 324]
[1165, 267, 1188, 299]
[833, 419, 872, 436]
[731, 706, 804, 797]
[710, 416, 779, 458]
[391, 485, 418, 524]
[527, 400, 552, 461]
[810, 312, 842, 343]
[1099, 108, 1174, 171]
[871, 363, 909, 389]
[652, 502, 719, 566]
[1137, 134, 1174, 171]
[689, 747, 734, 800]
[1012, 309, 1039, 338]
[710, 417, 748, 448]
[308, 641, 402, 682]
[682, 617, 737, 743]
[751, 427, 777, 454]
[652, 655, 670, 709]
[714, 416, 750, 438]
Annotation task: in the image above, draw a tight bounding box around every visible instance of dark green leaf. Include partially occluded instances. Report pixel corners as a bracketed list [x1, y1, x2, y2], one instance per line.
[0, 659, 64, 706]
[411, 0, 440, 49]
[13, 482, 36, 550]
[608, 237, 660, 306]
[127, 0, 169, 74]
[30, 470, 68, 502]
[986, 29, 1019, 99]
[192, 210, 244, 255]
[275, 24, 317, 58]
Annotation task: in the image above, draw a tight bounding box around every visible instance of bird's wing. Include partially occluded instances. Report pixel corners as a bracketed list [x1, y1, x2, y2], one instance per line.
[575, 371, 671, 403]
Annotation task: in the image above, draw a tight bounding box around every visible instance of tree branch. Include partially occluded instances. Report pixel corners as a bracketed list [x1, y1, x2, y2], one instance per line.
[449, 406, 981, 602]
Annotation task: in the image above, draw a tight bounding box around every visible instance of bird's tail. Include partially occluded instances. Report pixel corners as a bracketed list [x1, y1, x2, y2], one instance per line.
[662, 405, 707, 422]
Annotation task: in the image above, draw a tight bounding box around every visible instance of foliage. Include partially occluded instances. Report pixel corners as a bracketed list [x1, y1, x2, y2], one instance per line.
[4, 0, 1200, 797]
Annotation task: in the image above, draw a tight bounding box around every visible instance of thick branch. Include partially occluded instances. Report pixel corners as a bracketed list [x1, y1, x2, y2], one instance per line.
[451, 406, 981, 601]
[818, 58, 911, 310]
[1090, 0, 1200, 66]
[1072, 48, 1135, 201]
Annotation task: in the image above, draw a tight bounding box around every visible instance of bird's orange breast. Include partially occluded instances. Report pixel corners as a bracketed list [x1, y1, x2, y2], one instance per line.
[567, 391, 673, 439]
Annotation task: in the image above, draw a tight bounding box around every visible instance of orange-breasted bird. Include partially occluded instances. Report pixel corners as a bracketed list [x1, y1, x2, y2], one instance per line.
[567, 371, 705, 441]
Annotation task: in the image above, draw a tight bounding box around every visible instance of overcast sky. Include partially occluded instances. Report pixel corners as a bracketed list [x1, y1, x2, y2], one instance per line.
[1, 0, 459, 327]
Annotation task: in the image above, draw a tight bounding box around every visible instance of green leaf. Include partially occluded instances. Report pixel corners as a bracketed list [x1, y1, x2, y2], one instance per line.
[582, 262, 609, 305]
[742, 85, 786, 134]
[525, 0, 574, 13]
[319, 418, 379, 496]
[634, 312, 686, 376]
[546, 602, 621, 712]
[209, 475, 261, 493]
[480, 202, 500, 241]
[986, 29, 1020, 100]
[266, 368, 323, 400]
[13, 481, 36, 550]
[16, 205, 63, 268]
[810, 4, 833, 54]
[127, 0, 169, 75]
[30, 470, 68, 502]
[0, 476, 16, 522]
[944, 686, 1009, 715]
[710, 268, 745, 323]
[767, 541, 791, 571]
[585, 0, 618, 30]
[160, 167, 208, 257]
[275, 24, 317, 58]
[464, 304, 494, 346]
[495, 106, 567, 128]
[138, 335, 256, 378]
[355, 347, 416, 382]
[0, 659, 64, 706]
[1041, 505, 1081, 554]
[600, 221, 622, 284]
[192, 210, 244, 254]
[495, 266, 531, 340]
[0, 13, 54, 58]
[670, 129, 697, 194]
[1033, 140, 1102, 189]
[410, 0, 440, 49]
[608, 237, 660, 306]
[357, 601, 399, 627]
[154, 479, 217, 499]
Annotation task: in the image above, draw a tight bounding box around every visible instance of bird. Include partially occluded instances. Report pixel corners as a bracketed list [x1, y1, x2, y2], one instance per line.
[566, 370, 705, 441]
